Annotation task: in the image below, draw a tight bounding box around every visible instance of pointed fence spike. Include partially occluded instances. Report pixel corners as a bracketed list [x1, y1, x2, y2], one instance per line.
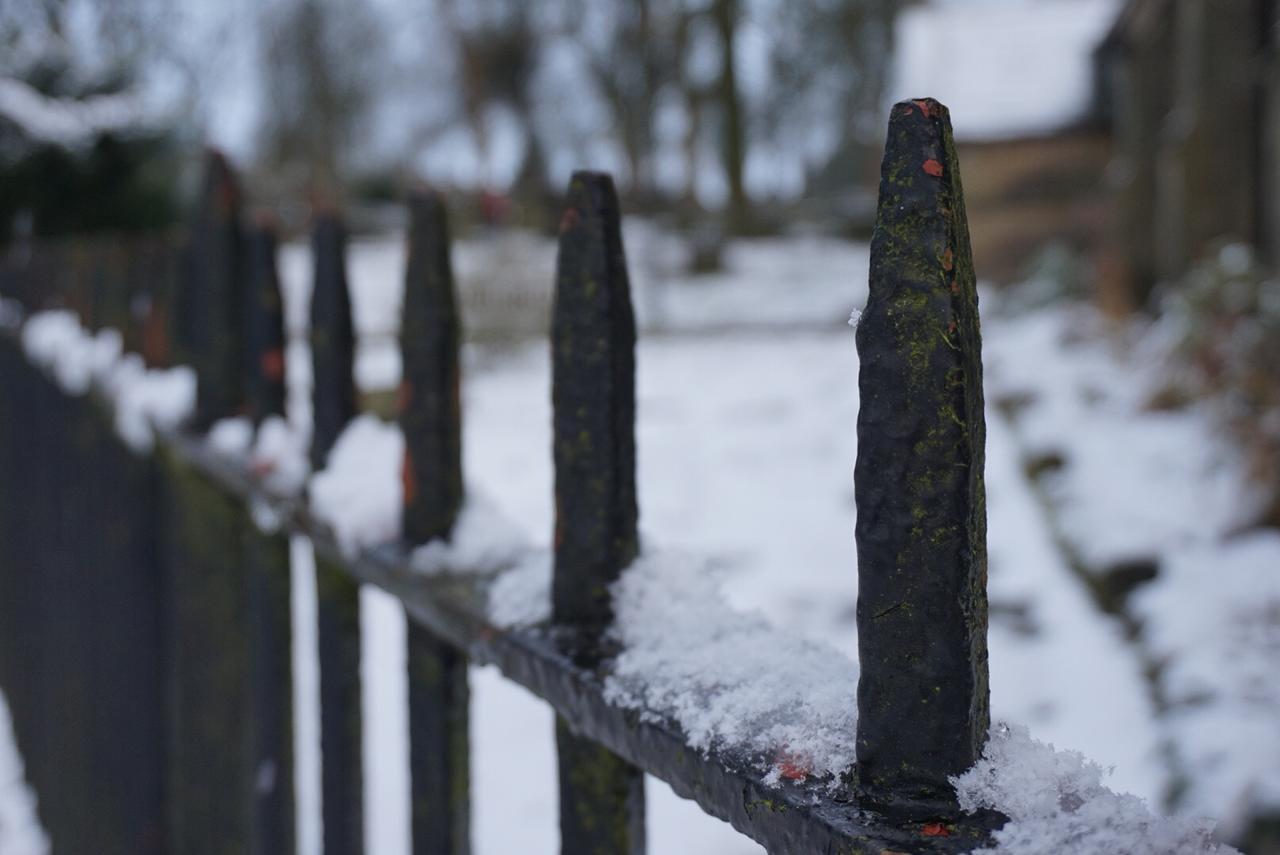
[550, 171, 645, 855]
[399, 189, 472, 855]
[551, 170, 639, 639]
[400, 189, 464, 545]
[854, 98, 990, 817]
[244, 217, 288, 424]
[181, 150, 246, 427]
[310, 211, 358, 469]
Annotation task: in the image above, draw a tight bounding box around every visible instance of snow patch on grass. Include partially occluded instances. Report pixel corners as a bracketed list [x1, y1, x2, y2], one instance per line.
[1131, 533, 1280, 832]
[955, 724, 1236, 855]
[987, 303, 1280, 824]
[0, 691, 48, 855]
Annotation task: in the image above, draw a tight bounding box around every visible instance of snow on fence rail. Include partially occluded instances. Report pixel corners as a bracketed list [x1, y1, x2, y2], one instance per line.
[0, 102, 1237, 855]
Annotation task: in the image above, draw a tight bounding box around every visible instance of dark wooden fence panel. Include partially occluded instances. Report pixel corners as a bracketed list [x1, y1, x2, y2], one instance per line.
[0, 337, 166, 855]
[160, 451, 257, 854]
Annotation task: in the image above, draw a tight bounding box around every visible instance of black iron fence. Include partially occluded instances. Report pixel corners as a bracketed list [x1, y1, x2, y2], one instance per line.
[0, 100, 1002, 854]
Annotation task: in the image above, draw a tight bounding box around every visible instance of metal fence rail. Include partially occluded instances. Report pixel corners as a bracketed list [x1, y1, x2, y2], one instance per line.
[0, 99, 1003, 854]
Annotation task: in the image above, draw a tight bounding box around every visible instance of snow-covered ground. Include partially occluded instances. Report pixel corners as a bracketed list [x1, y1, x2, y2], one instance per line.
[1, 227, 1274, 853]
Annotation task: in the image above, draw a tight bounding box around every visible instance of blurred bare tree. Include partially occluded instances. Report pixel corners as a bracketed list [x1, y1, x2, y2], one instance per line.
[258, 0, 383, 201]
[568, 0, 683, 205]
[765, 0, 898, 198]
[438, 0, 547, 199]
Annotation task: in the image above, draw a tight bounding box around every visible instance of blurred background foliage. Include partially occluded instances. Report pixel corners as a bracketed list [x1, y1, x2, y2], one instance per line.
[0, 0, 900, 238]
[0, 0, 1276, 517]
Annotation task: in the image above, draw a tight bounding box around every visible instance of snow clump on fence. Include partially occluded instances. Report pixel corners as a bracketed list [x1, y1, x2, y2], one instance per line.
[954, 723, 1237, 854]
[19, 309, 194, 452]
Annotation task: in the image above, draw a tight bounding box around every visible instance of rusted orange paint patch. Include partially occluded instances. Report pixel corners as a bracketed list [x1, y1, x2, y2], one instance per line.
[559, 207, 581, 234]
[260, 348, 285, 382]
[402, 451, 417, 506]
[773, 749, 810, 782]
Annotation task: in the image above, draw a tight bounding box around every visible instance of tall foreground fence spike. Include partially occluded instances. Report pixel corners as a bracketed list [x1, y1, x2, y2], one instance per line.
[180, 150, 245, 427]
[309, 211, 365, 855]
[854, 98, 990, 817]
[551, 171, 645, 855]
[399, 190, 471, 855]
[551, 171, 639, 636]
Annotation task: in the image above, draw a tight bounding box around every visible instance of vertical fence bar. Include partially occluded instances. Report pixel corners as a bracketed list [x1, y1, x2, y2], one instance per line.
[178, 150, 244, 427]
[142, 232, 179, 369]
[310, 211, 365, 855]
[854, 98, 989, 818]
[399, 189, 471, 855]
[550, 171, 645, 855]
[162, 151, 255, 853]
[242, 216, 296, 855]
[245, 218, 288, 424]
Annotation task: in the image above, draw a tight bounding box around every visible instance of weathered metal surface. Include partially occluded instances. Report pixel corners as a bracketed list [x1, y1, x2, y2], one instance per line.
[399, 190, 472, 855]
[244, 524, 295, 855]
[551, 170, 638, 642]
[0, 338, 166, 855]
[551, 172, 645, 855]
[310, 209, 365, 855]
[160, 448, 256, 855]
[557, 717, 646, 855]
[178, 151, 245, 427]
[408, 623, 471, 855]
[159, 472, 293, 855]
[400, 189, 463, 545]
[854, 98, 991, 818]
[244, 220, 287, 425]
[310, 212, 358, 470]
[316, 555, 365, 855]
